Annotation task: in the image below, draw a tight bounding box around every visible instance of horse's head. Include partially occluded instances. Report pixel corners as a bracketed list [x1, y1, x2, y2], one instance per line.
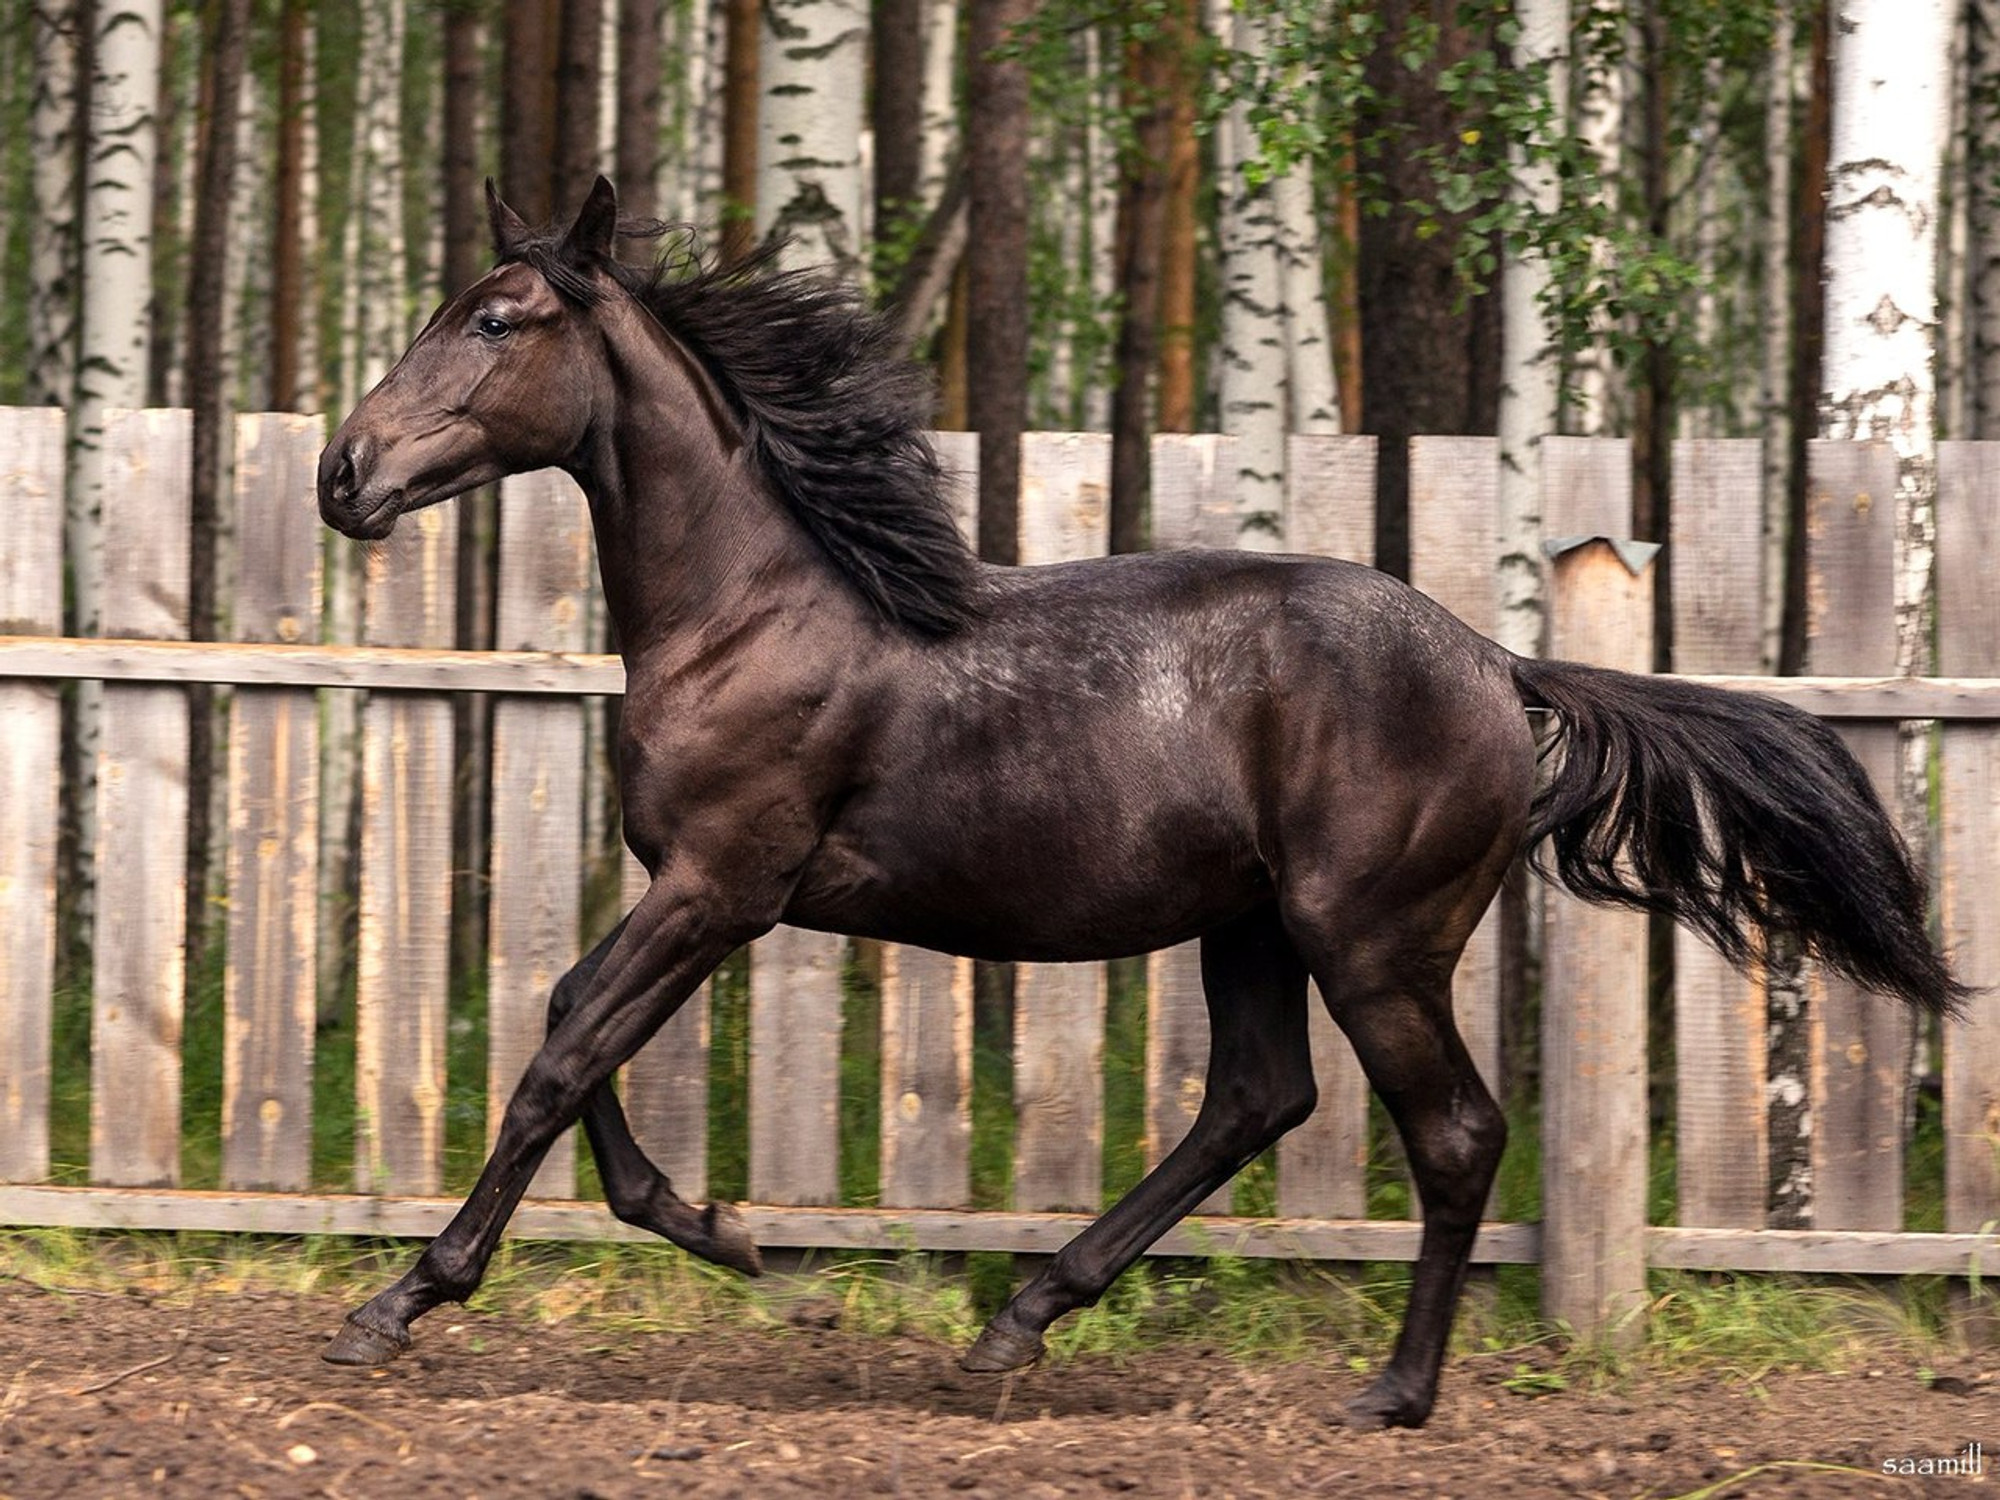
[318, 178, 622, 539]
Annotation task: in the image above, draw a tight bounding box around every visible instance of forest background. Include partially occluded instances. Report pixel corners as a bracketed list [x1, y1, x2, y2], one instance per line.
[0, 0, 1990, 1228]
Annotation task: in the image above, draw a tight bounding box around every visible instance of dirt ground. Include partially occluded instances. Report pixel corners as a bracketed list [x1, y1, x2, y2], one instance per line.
[0, 1281, 1991, 1500]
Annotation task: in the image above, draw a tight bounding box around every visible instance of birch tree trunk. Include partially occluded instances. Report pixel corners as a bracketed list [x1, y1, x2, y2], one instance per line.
[1570, 0, 1626, 436]
[1209, 0, 1288, 546]
[756, 0, 867, 276]
[1276, 167, 1341, 438]
[1820, 0, 1949, 678]
[1494, 0, 1566, 658]
[29, 0, 81, 410]
[69, 0, 163, 927]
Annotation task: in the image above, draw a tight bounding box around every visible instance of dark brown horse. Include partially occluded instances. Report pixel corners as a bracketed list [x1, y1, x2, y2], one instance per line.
[315, 178, 1961, 1428]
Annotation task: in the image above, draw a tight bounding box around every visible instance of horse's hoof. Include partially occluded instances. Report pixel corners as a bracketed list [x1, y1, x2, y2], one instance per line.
[959, 1320, 1044, 1374]
[1342, 1378, 1431, 1431]
[321, 1315, 412, 1368]
[702, 1202, 763, 1277]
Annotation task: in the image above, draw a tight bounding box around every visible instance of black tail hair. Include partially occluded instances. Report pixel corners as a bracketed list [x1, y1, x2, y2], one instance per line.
[1511, 656, 1967, 1017]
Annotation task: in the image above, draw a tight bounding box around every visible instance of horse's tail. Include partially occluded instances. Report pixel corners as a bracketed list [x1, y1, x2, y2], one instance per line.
[1509, 655, 1966, 1017]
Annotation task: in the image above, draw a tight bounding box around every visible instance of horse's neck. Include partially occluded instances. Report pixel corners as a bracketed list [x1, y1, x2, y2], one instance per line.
[580, 325, 854, 658]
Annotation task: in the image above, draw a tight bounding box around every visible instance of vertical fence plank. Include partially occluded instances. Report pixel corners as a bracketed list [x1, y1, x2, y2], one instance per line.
[1146, 436, 1235, 1213]
[1012, 433, 1110, 1211]
[221, 413, 323, 1191]
[355, 507, 458, 1194]
[0, 410, 66, 1183]
[1541, 539, 1653, 1345]
[749, 924, 845, 1204]
[1669, 439, 1769, 1228]
[1541, 435, 1634, 541]
[1937, 442, 2000, 1278]
[622, 850, 711, 1202]
[1803, 440, 1905, 1231]
[1276, 436, 1377, 1219]
[1285, 434, 1378, 564]
[880, 945, 973, 1208]
[870, 430, 979, 1213]
[92, 410, 193, 1187]
[1406, 438, 1504, 1099]
[489, 471, 592, 1198]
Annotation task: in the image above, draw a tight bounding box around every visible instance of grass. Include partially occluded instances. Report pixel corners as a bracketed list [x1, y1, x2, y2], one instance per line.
[29, 912, 1983, 1387]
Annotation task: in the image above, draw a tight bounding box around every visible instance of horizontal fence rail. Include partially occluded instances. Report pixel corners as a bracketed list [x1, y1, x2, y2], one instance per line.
[1, 410, 1997, 1338]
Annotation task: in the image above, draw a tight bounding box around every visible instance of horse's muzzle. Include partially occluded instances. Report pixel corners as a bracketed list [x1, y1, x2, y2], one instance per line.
[317, 434, 399, 539]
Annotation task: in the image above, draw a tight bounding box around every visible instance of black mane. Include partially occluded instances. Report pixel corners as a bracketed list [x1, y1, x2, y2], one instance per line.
[502, 229, 981, 637]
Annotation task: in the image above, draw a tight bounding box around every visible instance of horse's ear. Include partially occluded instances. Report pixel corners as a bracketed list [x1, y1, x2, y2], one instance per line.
[561, 176, 620, 265]
[486, 179, 531, 256]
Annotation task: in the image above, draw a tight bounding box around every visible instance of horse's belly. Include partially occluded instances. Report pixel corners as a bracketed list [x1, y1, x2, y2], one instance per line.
[783, 801, 1269, 962]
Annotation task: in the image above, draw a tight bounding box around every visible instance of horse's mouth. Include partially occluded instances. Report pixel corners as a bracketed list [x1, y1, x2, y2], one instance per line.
[331, 490, 402, 540]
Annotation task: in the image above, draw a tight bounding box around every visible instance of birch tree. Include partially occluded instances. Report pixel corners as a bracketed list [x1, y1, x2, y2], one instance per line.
[1819, 0, 1950, 681]
[1494, 0, 1566, 658]
[29, 0, 80, 410]
[756, 0, 867, 277]
[1969, 0, 2000, 434]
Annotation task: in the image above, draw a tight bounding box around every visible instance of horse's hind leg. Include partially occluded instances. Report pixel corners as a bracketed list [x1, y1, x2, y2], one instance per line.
[962, 905, 1316, 1373]
[1292, 918, 1506, 1430]
[550, 918, 760, 1276]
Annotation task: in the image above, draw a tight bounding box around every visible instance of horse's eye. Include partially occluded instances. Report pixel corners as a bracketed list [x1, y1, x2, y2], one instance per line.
[476, 315, 513, 341]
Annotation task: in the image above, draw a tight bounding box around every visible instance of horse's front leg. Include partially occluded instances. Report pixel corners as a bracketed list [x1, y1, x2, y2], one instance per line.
[322, 879, 751, 1366]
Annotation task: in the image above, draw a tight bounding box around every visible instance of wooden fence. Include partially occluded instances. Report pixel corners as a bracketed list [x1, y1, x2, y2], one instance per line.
[1, 409, 1998, 1338]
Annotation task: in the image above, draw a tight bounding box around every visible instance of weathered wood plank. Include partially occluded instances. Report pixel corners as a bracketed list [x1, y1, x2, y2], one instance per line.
[1012, 434, 1112, 1212]
[7, 1180, 1997, 1276]
[1803, 440, 1906, 1232]
[1541, 435, 1634, 541]
[1276, 437, 1375, 1219]
[1668, 439, 1769, 1229]
[354, 508, 457, 1195]
[11, 637, 2000, 719]
[488, 471, 592, 1198]
[1937, 441, 2000, 1258]
[1284, 434, 1377, 563]
[620, 852, 710, 1202]
[91, 410, 193, 1188]
[1540, 540, 1653, 1344]
[0, 409, 65, 1183]
[221, 414, 323, 1191]
[880, 945, 973, 1208]
[748, 924, 846, 1205]
[1407, 436, 1504, 1097]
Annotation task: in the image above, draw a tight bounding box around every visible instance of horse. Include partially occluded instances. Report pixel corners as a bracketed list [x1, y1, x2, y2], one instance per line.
[314, 176, 1963, 1429]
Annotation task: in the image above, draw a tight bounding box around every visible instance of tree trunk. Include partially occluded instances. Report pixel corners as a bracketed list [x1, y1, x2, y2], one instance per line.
[1357, 0, 1501, 581]
[616, 0, 664, 222]
[502, 0, 559, 222]
[556, 0, 604, 211]
[1970, 0, 2000, 435]
[1493, 0, 1565, 655]
[1759, 0, 1796, 667]
[184, 0, 252, 972]
[873, 0, 923, 244]
[1106, 22, 1176, 556]
[1153, 0, 1198, 435]
[1276, 166, 1341, 437]
[269, 0, 317, 411]
[966, 0, 1030, 567]
[29, 0, 81, 411]
[720, 0, 758, 260]
[68, 0, 164, 937]
[756, 0, 867, 276]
